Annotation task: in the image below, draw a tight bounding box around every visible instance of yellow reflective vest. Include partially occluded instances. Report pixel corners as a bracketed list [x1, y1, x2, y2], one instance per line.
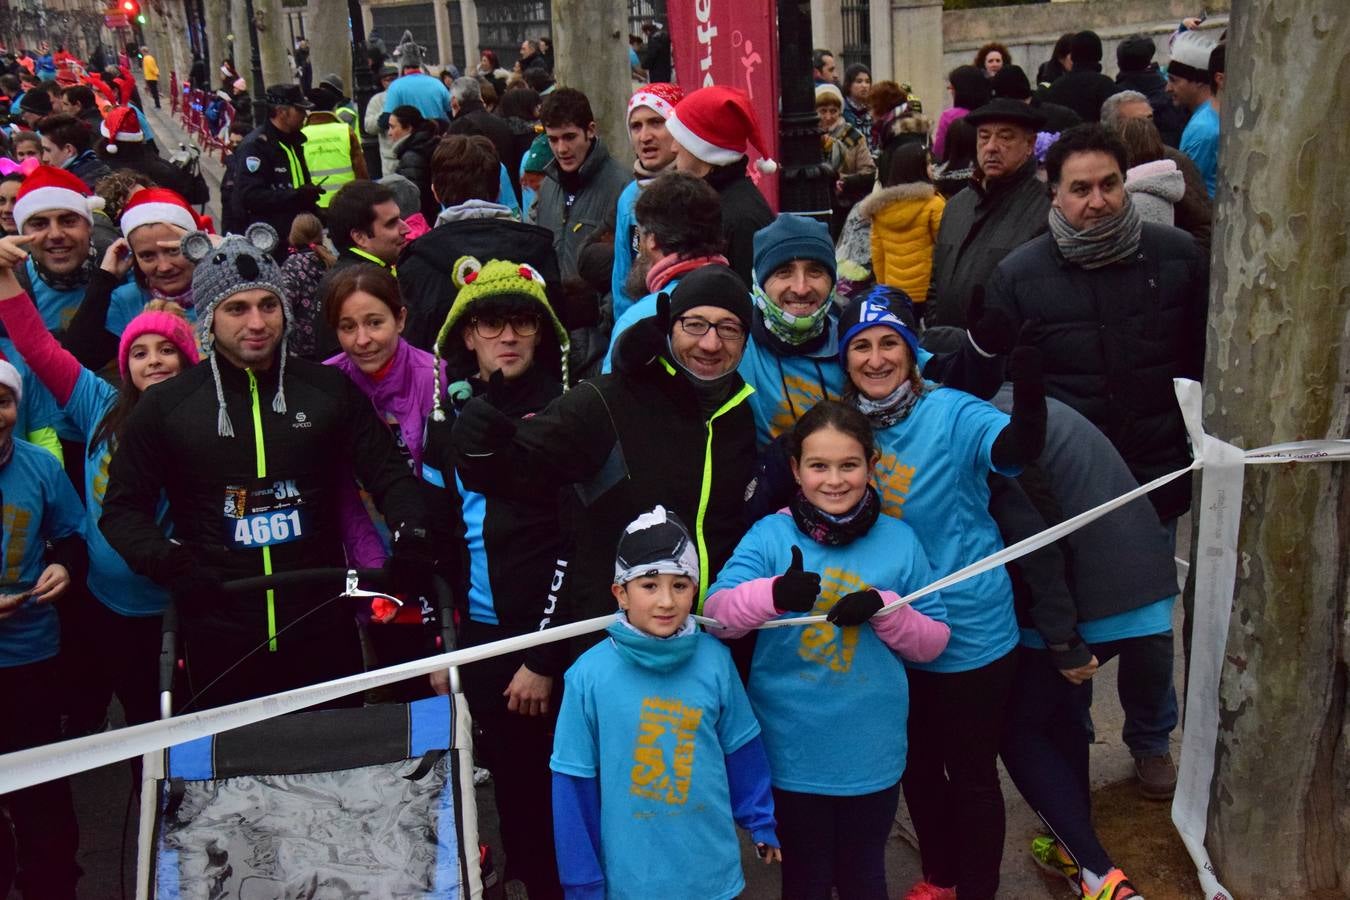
[300, 120, 356, 208]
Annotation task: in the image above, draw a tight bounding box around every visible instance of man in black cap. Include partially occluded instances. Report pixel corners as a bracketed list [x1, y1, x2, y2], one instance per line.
[1040, 30, 1123, 124]
[927, 98, 1050, 328]
[1112, 33, 1187, 147]
[228, 84, 324, 259]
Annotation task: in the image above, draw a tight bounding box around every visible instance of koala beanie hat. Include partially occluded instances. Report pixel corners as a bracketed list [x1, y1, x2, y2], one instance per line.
[181, 224, 293, 437]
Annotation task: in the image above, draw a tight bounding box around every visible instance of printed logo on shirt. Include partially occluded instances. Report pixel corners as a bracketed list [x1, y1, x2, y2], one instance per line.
[292, 410, 311, 429]
[769, 373, 830, 439]
[630, 696, 704, 807]
[91, 447, 113, 506]
[2, 504, 32, 584]
[798, 567, 868, 674]
[874, 449, 916, 518]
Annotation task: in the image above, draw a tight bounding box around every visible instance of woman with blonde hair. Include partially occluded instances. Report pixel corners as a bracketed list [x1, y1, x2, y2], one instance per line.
[281, 212, 337, 358]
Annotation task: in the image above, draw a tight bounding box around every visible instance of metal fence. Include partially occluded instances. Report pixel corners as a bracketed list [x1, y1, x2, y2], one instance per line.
[840, 0, 872, 70]
[474, 0, 550, 69]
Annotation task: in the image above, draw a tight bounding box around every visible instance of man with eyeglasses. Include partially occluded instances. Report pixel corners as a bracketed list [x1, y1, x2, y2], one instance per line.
[421, 258, 574, 900]
[452, 263, 757, 636]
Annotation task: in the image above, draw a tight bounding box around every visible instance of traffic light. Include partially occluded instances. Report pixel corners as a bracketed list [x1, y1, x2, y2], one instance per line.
[120, 0, 138, 13]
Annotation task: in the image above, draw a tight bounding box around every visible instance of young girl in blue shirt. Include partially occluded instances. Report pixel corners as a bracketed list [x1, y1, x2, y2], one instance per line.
[0, 361, 87, 898]
[705, 399, 951, 900]
[836, 292, 1045, 900]
[551, 506, 780, 900]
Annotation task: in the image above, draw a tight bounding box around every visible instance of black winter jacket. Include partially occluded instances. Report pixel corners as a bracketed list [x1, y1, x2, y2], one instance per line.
[101, 354, 431, 640]
[394, 128, 440, 224]
[704, 160, 774, 287]
[454, 328, 758, 628]
[1039, 65, 1122, 124]
[107, 143, 208, 205]
[927, 158, 1050, 328]
[986, 223, 1208, 520]
[423, 365, 572, 675]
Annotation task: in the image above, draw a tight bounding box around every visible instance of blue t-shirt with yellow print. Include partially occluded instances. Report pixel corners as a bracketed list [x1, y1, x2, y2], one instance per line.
[872, 385, 1019, 673]
[0, 438, 86, 667]
[709, 510, 945, 795]
[552, 628, 761, 900]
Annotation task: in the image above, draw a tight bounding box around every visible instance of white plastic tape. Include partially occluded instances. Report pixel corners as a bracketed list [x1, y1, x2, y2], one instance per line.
[2, 378, 1348, 899]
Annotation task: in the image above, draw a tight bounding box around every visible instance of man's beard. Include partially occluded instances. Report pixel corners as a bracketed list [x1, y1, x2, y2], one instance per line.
[625, 252, 655, 299]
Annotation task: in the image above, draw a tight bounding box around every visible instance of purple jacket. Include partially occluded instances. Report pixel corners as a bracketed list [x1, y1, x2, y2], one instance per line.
[326, 338, 444, 568]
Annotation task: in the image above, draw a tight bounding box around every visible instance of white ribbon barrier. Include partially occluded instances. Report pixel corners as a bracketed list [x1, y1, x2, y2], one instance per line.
[1, 380, 1347, 898]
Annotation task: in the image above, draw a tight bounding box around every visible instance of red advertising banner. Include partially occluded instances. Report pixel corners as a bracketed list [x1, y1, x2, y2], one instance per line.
[666, 0, 780, 209]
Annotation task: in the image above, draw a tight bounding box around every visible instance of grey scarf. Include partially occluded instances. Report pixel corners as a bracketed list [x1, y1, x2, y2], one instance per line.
[1049, 197, 1143, 270]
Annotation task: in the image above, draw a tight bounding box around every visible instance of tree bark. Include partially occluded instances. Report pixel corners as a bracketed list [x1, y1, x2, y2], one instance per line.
[1205, 1, 1350, 894]
[549, 0, 633, 168]
[306, 4, 352, 100]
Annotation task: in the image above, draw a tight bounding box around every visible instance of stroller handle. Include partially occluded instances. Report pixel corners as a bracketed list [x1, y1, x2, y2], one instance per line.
[218, 567, 390, 594]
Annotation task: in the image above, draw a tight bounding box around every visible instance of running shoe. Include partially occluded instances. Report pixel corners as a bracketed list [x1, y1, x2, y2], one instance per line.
[1082, 868, 1143, 899]
[1031, 834, 1079, 887]
[903, 881, 957, 900]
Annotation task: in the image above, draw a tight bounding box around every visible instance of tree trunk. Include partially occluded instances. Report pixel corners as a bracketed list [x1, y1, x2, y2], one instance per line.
[306, 4, 352, 100]
[550, 0, 633, 168]
[255, 0, 291, 91]
[1205, 1, 1350, 894]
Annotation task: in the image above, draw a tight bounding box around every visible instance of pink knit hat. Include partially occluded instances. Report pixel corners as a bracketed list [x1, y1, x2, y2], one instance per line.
[118, 308, 200, 381]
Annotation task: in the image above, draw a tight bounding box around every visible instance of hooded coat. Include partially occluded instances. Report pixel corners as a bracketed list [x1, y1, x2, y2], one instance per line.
[1125, 159, 1185, 227]
[860, 182, 946, 302]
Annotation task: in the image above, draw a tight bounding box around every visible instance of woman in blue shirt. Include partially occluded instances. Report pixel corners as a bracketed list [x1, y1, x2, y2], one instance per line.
[706, 400, 950, 900]
[836, 291, 1045, 900]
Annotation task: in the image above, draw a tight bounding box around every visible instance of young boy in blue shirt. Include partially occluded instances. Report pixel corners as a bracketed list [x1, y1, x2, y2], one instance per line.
[550, 506, 779, 900]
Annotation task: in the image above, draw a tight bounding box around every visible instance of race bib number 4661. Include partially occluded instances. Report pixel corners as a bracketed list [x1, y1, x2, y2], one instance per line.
[223, 478, 311, 549]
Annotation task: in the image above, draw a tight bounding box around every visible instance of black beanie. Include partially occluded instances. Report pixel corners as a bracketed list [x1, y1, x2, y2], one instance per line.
[1116, 34, 1156, 72]
[1070, 31, 1103, 66]
[990, 65, 1032, 101]
[666, 264, 753, 332]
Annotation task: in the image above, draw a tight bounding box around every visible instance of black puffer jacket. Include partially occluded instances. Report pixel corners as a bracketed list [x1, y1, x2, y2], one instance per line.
[704, 159, 774, 287]
[986, 223, 1208, 520]
[394, 127, 441, 223]
[927, 158, 1050, 328]
[101, 354, 432, 639]
[453, 325, 758, 628]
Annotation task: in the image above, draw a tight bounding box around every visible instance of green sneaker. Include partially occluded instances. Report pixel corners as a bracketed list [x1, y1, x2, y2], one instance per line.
[1031, 835, 1079, 888]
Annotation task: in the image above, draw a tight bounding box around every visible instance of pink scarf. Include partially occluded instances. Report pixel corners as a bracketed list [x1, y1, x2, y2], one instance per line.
[645, 253, 731, 294]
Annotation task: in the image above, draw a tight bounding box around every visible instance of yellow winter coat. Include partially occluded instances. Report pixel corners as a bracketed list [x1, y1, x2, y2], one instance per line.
[861, 182, 945, 303]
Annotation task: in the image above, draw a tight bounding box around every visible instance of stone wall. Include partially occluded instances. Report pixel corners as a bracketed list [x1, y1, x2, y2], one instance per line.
[940, 0, 1230, 83]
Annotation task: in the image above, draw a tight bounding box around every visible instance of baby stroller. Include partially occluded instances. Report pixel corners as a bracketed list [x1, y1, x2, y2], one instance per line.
[135, 568, 491, 899]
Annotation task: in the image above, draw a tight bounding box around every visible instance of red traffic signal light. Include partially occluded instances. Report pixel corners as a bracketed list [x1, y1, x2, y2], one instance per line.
[120, 0, 138, 13]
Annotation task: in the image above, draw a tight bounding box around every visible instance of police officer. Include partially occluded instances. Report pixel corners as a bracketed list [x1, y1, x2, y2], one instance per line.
[227, 84, 324, 257]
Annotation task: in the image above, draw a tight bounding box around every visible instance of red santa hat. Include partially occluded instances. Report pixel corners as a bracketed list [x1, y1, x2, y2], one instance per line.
[664, 86, 778, 174]
[120, 187, 213, 238]
[99, 106, 145, 152]
[13, 165, 104, 233]
[627, 82, 684, 122]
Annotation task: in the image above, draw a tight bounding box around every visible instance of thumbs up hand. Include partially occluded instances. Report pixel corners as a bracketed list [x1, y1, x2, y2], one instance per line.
[771, 545, 821, 613]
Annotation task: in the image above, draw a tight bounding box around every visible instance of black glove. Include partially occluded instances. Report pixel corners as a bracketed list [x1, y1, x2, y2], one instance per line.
[991, 336, 1048, 467]
[452, 370, 517, 455]
[295, 184, 324, 207]
[827, 588, 885, 626]
[772, 545, 821, 613]
[966, 286, 1017, 357]
[388, 523, 438, 603]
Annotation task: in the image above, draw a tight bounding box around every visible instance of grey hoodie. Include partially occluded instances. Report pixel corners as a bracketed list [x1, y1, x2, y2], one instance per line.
[1125, 159, 1185, 228]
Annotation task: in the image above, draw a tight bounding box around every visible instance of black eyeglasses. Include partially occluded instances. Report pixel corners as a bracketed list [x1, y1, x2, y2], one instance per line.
[676, 316, 746, 342]
[471, 313, 541, 339]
